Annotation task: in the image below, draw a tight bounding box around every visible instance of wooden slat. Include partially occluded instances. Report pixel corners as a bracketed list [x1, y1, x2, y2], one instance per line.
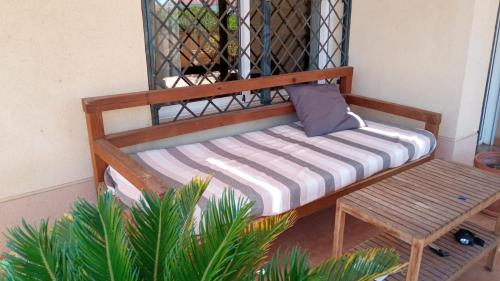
[414, 167, 498, 198]
[341, 198, 425, 242]
[400, 170, 484, 203]
[409, 165, 496, 199]
[352, 190, 438, 232]
[343, 94, 442, 135]
[362, 187, 448, 225]
[427, 159, 500, 186]
[351, 222, 499, 281]
[382, 177, 471, 213]
[82, 67, 354, 113]
[390, 174, 477, 208]
[107, 102, 295, 148]
[377, 236, 452, 279]
[376, 182, 459, 219]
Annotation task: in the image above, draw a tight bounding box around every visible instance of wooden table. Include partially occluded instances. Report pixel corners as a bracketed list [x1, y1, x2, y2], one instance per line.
[332, 159, 500, 281]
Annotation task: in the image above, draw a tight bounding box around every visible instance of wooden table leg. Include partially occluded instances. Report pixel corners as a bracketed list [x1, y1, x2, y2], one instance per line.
[486, 213, 500, 271]
[332, 203, 346, 259]
[406, 240, 424, 281]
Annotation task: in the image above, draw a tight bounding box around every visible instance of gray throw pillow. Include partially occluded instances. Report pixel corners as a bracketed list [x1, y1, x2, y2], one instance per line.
[286, 84, 365, 137]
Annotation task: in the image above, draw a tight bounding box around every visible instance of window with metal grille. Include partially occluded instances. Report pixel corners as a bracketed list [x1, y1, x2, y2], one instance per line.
[142, 0, 352, 124]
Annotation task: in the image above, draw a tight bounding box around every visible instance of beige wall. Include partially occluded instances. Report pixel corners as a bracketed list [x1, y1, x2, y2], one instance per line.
[0, 0, 151, 200]
[0, 0, 498, 242]
[349, 0, 498, 164]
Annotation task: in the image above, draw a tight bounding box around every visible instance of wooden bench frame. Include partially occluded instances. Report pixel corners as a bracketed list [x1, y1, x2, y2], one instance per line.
[82, 66, 442, 219]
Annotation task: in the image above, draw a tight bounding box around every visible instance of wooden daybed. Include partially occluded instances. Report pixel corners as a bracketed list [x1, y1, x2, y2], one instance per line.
[82, 66, 441, 219]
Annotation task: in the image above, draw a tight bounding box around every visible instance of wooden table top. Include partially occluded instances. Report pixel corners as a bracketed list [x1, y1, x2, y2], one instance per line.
[339, 159, 500, 244]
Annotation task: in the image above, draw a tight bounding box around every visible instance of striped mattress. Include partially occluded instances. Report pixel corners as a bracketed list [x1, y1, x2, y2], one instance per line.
[105, 120, 436, 217]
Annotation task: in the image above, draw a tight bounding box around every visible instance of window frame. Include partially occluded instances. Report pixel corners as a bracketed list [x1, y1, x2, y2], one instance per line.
[141, 0, 352, 125]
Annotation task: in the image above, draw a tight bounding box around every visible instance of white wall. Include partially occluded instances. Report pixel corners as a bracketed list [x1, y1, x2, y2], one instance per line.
[0, 1, 151, 200]
[349, 0, 498, 164]
[455, 0, 500, 140]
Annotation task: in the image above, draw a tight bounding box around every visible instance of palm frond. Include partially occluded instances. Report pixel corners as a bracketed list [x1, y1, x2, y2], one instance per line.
[257, 247, 315, 281]
[176, 189, 253, 281]
[1, 178, 403, 281]
[245, 213, 297, 263]
[71, 192, 137, 281]
[227, 212, 296, 280]
[257, 247, 402, 281]
[52, 216, 82, 281]
[128, 190, 180, 281]
[0, 258, 15, 281]
[175, 176, 210, 223]
[128, 177, 209, 281]
[3, 220, 60, 281]
[167, 189, 296, 281]
[312, 248, 404, 281]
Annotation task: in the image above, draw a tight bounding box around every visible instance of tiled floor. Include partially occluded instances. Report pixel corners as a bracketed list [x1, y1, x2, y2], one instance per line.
[271, 207, 500, 281]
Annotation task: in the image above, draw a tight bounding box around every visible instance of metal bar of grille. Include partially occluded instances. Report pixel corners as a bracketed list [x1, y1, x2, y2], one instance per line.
[341, 0, 352, 66]
[142, 0, 352, 124]
[260, 0, 272, 105]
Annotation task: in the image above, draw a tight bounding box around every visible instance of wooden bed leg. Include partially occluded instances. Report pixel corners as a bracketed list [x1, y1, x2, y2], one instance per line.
[85, 112, 106, 193]
[486, 212, 500, 271]
[332, 203, 346, 258]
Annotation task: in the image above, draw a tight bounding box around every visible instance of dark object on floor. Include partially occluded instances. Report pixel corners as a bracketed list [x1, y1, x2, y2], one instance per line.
[454, 229, 485, 247]
[487, 163, 500, 169]
[429, 243, 450, 257]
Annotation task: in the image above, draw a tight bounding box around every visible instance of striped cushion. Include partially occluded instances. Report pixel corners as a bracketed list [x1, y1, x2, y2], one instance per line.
[105, 120, 436, 217]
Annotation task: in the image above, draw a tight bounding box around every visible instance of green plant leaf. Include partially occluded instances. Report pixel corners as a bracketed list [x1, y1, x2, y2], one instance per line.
[128, 177, 209, 281]
[257, 247, 315, 281]
[175, 176, 210, 232]
[52, 216, 81, 281]
[71, 192, 137, 281]
[257, 247, 402, 281]
[167, 189, 294, 281]
[166, 190, 252, 281]
[1, 178, 402, 281]
[312, 248, 404, 281]
[3, 220, 60, 281]
[0, 258, 15, 281]
[128, 190, 179, 281]
[243, 213, 297, 271]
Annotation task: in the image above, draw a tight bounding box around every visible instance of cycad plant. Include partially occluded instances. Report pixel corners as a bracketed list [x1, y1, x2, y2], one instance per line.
[0, 178, 404, 281]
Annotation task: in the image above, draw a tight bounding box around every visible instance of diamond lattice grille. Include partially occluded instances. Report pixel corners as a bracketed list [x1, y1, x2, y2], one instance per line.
[143, 0, 351, 123]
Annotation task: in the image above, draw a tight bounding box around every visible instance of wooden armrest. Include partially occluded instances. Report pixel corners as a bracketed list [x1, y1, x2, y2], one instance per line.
[343, 94, 442, 137]
[93, 139, 169, 194]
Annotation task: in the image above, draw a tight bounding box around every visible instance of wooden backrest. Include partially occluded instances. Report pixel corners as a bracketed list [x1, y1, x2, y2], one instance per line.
[82, 67, 353, 148]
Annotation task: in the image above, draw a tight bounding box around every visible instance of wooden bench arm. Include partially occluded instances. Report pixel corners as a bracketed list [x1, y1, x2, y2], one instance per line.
[93, 139, 169, 194]
[343, 94, 442, 137]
